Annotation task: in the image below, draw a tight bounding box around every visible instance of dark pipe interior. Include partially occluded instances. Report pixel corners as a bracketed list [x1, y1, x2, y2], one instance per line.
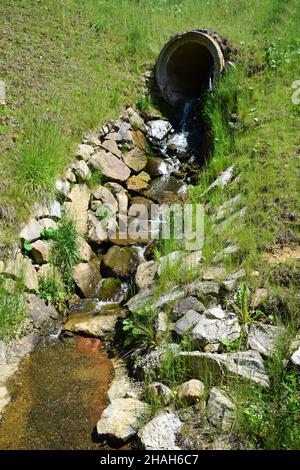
[166, 42, 214, 100]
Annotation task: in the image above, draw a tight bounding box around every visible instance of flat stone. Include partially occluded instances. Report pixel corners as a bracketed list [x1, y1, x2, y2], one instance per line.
[63, 185, 90, 235]
[92, 185, 118, 212]
[138, 412, 181, 450]
[122, 148, 147, 173]
[19, 218, 41, 242]
[173, 297, 205, 319]
[174, 310, 203, 336]
[247, 324, 278, 357]
[223, 269, 246, 291]
[186, 280, 220, 297]
[100, 140, 122, 158]
[203, 265, 226, 281]
[135, 261, 159, 289]
[207, 387, 236, 431]
[204, 305, 227, 319]
[76, 144, 94, 161]
[177, 379, 205, 405]
[192, 312, 240, 347]
[30, 240, 53, 264]
[127, 171, 151, 191]
[144, 176, 187, 203]
[180, 350, 270, 387]
[97, 398, 150, 443]
[89, 151, 131, 182]
[64, 310, 125, 338]
[73, 260, 101, 298]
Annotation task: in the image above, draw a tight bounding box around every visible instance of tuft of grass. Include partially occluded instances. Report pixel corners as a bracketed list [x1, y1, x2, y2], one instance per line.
[35, 270, 66, 305]
[86, 169, 103, 189]
[122, 304, 158, 350]
[50, 213, 80, 291]
[0, 275, 27, 342]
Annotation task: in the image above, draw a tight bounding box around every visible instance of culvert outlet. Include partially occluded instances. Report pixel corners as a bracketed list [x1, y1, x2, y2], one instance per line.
[156, 30, 225, 107]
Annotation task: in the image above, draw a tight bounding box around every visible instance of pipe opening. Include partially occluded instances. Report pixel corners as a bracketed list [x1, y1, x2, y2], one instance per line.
[165, 42, 214, 103]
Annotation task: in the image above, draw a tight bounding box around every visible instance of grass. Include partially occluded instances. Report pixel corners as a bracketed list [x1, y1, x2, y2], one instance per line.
[50, 213, 80, 291]
[0, 275, 27, 342]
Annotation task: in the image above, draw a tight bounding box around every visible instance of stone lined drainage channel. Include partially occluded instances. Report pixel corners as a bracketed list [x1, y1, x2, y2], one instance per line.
[0, 30, 229, 450]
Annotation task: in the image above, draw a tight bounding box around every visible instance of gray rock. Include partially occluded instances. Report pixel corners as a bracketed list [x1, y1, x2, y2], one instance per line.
[205, 166, 235, 194]
[203, 265, 226, 281]
[177, 379, 205, 404]
[135, 261, 159, 289]
[100, 140, 122, 159]
[125, 286, 155, 312]
[147, 382, 172, 405]
[156, 311, 168, 339]
[122, 147, 147, 173]
[1, 254, 38, 290]
[34, 201, 61, 220]
[87, 212, 108, 244]
[291, 347, 300, 366]
[73, 261, 101, 298]
[103, 245, 140, 278]
[63, 184, 90, 235]
[55, 178, 70, 198]
[207, 387, 236, 431]
[30, 240, 53, 264]
[78, 238, 94, 262]
[76, 143, 94, 161]
[247, 324, 278, 357]
[204, 305, 227, 319]
[174, 310, 202, 336]
[19, 218, 41, 242]
[138, 412, 181, 450]
[38, 218, 58, 231]
[155, 286, 185, 309]
[180, 350, 270, 387]
[27, 294, 59, 328]
[97, 398, 150, 443]
[214, 245, 239, 262]
[126, 107, 146, 132]
[158, 251, 184, 274]
[92, 185, 118, 212]
[181, 250, 203, 272]
[72, 160, 91, 181]
[251, 288, 269, 309]
[223, 269, 246, 291]
[66, 168, 76, 183]
[173, 296, 205, 319]
[89, 150, 131, 182]
[186, 280, 220, 297]
[146, 120, 172, 142]
[192, 311, 240, 347]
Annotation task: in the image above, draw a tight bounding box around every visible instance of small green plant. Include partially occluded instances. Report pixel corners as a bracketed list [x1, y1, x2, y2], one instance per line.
[227, 282, 264, 328]
[86, 169, 103, 189]
[40, 227, 57, 240]
[96, 204, 114, 222]
[36, 271, 66, 304]
[50, 213, 80, 291]
[122, 304, 157, 349]
[23, 240, 33, 256]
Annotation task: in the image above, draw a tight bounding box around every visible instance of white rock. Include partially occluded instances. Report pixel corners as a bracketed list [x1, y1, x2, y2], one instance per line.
[76, 144, 94, 161]
[291, 347, 300, 366]
[247, 324, 278, 357]
[146, 120, 172, 141]
[19, 218, 41, 242]
[138, 412, 181, 450]
[55, 178, 70, 198]
[207, 387, 236, 431]
[192, 312, 240, 347]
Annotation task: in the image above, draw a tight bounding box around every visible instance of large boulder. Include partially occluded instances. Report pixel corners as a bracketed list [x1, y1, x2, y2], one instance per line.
[30, 240, 53, 264]
[247, 324, 278, 357]
[73, 260, 101, 298]
[97, 398, 150, 443]
[138, 412, 181, 450]
[89, 151, 130, 182]
[191, 310, 241, 347]
[27, 294, 59, 329]
[135, 260, 158, 289]
[122, 148, 147, 173]
[1, 254, 38, 290]
[180, 350, 270, 387]
[63, 184, 90, 235]
[103, 246, 141, 278]
[177, 379, 205, 405]
[174, 310, 203, 336]
[207, 387, 236, 431]
[19, 218, 41, 242]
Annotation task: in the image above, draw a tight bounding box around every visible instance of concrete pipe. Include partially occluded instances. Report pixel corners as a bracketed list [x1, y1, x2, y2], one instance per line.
[155, 30, 225, 107]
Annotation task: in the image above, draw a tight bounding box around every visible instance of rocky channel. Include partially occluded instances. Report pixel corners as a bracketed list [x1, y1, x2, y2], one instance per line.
[0, 64, 299, 450]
